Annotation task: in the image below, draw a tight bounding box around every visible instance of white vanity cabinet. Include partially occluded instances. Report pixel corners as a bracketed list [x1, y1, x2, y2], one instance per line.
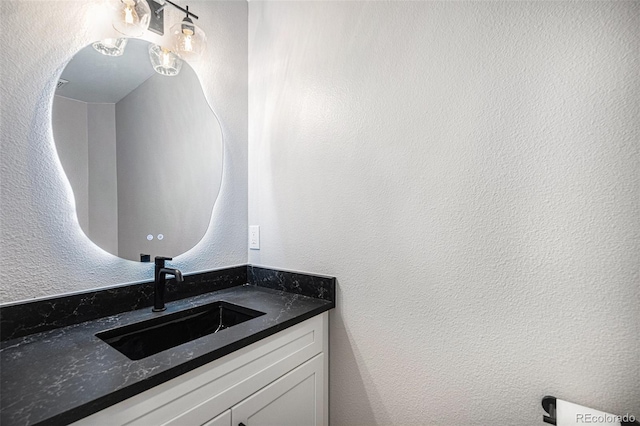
[72, 312, 328, 426]
[203, 410, 231, 426]
[231, 354, 324, 426]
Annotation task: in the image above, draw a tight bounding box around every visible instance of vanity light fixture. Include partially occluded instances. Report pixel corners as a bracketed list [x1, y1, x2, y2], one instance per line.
[92, 37, 128, 56]
[152, 1, 207, 61]
[148, 44, 182, 76]
[111, 0, 151, 37]
[94, 0, 206, 75]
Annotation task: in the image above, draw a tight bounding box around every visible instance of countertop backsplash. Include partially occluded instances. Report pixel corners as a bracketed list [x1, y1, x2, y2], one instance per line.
[1, 265, 335, 342]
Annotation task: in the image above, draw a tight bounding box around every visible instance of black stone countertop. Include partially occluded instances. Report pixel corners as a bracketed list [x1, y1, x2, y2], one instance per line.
[1, 283, 333, 426]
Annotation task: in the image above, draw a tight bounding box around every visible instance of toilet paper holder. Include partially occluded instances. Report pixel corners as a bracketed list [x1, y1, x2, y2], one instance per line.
[542, 395, 639, 425]
[542, 396, 556, 425]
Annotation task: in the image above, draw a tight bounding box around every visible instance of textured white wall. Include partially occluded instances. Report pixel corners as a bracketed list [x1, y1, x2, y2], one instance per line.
[0, 0, 248, 302]
[248, 2, 640, 424]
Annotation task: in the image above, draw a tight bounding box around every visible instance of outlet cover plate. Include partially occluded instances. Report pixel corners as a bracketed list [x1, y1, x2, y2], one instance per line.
[249, 226, 260, 250]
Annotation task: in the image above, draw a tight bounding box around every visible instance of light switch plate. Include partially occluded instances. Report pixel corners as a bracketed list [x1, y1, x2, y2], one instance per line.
[249, 226, 260, 250]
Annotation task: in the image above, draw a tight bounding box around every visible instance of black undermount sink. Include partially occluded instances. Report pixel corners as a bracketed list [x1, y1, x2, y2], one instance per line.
[97, 301, 266, 360]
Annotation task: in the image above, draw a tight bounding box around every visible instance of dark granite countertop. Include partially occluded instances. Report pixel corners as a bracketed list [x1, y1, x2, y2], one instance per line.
[1, 267, 335, 426]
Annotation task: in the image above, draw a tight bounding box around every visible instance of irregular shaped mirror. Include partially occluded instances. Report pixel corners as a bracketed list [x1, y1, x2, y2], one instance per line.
[52, 39, 223, 261]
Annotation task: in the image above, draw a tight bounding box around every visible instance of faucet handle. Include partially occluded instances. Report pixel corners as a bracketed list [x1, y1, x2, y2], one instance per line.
[155, 256, 173, 268]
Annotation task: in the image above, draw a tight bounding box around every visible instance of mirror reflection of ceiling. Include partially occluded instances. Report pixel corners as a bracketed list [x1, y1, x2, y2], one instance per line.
[57, 39, 156, 103]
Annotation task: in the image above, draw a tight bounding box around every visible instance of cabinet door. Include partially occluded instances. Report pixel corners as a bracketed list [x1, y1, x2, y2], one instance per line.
[231, 354, 325, 426]
[203, 410, 231, 426]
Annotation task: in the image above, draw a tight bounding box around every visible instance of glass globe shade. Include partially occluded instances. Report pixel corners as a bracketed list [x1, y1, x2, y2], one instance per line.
[170, 18, 207, 62]
[112, 0, 151, 37]
[148, 44, 183, 77]
[92, 38, 128, 56]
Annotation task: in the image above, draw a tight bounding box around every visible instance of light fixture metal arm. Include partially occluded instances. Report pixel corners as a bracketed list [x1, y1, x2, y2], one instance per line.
[154, 0, 199, 20]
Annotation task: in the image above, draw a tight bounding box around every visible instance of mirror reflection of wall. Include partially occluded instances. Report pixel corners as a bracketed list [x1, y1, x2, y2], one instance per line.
[52, 39, 223, 261]
[53, 97, 119, 254]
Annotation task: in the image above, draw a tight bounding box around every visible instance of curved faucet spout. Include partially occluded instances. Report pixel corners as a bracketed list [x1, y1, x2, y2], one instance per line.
[159, 268, 183, 283]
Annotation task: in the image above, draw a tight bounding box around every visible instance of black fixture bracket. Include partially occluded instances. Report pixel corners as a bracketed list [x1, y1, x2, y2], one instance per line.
[146, 0, 199, 36]
[153, 0, 199, 20]
[147, 0, 165, 35]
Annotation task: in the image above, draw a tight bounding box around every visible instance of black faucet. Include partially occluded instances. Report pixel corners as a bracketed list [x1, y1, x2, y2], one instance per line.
[153, 256, 184, 312]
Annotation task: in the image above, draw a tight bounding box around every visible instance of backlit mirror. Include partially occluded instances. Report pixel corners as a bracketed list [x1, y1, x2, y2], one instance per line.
[52, 39, 223, 261]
